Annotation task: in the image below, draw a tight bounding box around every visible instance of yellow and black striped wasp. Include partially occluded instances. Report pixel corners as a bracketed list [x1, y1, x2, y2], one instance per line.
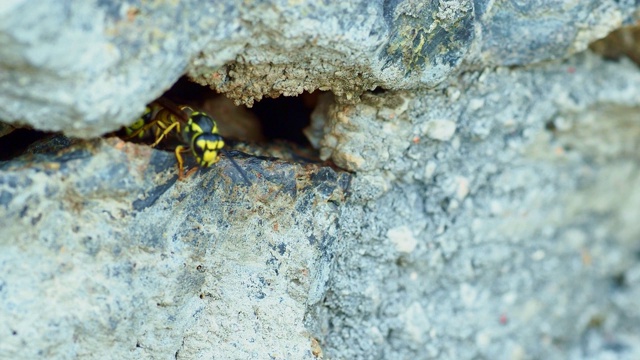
[122, 97, 251, 184]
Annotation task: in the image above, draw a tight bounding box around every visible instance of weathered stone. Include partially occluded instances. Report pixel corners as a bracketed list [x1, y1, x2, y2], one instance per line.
[2, 51, 639, 359]
[0, 1, 637, 136]
[310, 53, 640, 359]
[1, 1, 640, 359]
[0, 138, 350, 359]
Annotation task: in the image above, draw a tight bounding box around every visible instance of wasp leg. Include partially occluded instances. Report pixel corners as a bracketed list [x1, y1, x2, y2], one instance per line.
[184, 167, 199, 179]
[175, 145, 186, 179]
[123, 130, 141, 140]
[151, 121, 181, 148]
[123, 124, 148, 140]
[174, 145, 193, 180]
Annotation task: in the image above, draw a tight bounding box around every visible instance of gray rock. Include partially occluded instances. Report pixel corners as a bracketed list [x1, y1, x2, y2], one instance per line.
[0, 1, 637, 136]
[0, 139, 350, 359]
[2, 51, 639, 360]
[1, 1, 640, 359]
[310, 53, 640, 359]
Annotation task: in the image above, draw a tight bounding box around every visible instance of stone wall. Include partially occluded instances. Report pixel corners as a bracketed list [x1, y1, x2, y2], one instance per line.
[1, 1, 639, 359]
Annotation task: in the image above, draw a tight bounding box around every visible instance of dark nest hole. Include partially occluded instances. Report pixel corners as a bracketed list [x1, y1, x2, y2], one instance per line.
[249, 94, 315, 145]
[0, 128, 52, 161]
[166, 77, 318, 147]
[0, 77, 324, 162]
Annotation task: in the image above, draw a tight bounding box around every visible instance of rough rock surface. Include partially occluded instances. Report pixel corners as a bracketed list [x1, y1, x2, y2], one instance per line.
[309, 53, 640, 359]
[1, 1, 640, 360]
[0, 140, 349, 359]
[0, 0, 637, 136]
[2, 53, 639, 359]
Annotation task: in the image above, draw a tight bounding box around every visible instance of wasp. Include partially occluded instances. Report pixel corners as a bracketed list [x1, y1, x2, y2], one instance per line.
[122, 97, 251, 184]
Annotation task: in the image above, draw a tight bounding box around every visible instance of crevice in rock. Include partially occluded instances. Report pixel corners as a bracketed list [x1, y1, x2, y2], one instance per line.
[144, 77, 330, 165]
[248, 91, 317, 146]
[0, 127, 50, 161]
[589, 25, 640, 65]
[0, 77, 329, 166]
[162, 76, 318, 148]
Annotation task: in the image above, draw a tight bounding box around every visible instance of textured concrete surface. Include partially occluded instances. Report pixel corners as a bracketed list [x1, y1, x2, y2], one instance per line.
[309, 53, 640, 359]
[1, 52, 639, 360]
[0, 139, 350, 359]
[1, 1, 640, 359]
[0, 0, 637, 136]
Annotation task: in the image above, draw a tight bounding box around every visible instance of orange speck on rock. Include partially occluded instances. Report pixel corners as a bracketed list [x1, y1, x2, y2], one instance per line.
[311, 338, 323, 358]
[581, 248, 592, 266]
[126, 7, 140, 22]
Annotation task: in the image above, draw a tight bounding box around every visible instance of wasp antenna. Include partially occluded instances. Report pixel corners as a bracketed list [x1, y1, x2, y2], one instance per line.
[220, 148, 252, 186]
